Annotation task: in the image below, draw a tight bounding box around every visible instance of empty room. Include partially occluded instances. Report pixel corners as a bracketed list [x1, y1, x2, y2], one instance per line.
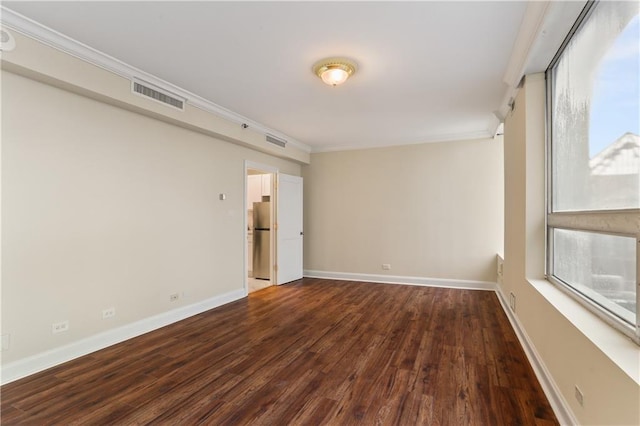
[1, 1, 638, 425]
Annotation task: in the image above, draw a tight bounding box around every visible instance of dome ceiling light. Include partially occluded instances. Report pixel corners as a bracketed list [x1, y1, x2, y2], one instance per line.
[313, 58, 357, 87]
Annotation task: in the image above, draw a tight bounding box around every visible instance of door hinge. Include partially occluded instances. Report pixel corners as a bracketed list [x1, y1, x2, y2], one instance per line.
[274, 265, 278, 272]
[274, 223, 278, 230]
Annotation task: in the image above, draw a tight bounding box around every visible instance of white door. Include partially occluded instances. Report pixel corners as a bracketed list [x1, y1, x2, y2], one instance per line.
[276, 174, 303, 284]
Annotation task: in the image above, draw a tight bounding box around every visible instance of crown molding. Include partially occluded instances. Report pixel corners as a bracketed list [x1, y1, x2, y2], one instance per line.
[502, 1, 551, 88]
[495, 1, 551, 123]
[311, 129, 493, 153]
[0, 6, 311, 154]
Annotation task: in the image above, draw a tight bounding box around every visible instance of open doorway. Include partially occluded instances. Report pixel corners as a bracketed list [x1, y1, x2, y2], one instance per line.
[246, 167, 275, 293]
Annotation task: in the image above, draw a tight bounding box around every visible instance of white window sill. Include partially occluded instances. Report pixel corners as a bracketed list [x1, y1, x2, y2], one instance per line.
[528, 277, 639, 384]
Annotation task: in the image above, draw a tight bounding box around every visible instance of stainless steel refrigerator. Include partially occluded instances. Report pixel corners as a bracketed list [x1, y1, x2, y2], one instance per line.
[252, 201, 270, 280]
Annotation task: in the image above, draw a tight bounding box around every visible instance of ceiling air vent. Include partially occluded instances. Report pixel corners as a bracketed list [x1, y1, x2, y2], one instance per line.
[132, 79, 185, 111]
[265, 134, 287, 148]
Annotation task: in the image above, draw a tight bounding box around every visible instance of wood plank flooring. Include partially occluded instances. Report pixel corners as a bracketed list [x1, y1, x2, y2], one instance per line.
[1, 278, 558, 425]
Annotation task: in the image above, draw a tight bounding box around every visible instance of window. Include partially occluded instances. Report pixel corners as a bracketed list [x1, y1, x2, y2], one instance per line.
[547, 0, 639, 342]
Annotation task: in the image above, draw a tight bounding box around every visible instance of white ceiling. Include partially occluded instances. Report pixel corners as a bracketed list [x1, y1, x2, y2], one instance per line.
[3, 1, 583, 153]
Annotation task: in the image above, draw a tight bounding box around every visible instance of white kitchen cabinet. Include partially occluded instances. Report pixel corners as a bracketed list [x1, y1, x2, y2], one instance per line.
[261, 174, 271, 196]
[248, 174, 271, 206]
[247, 175, 262, 205]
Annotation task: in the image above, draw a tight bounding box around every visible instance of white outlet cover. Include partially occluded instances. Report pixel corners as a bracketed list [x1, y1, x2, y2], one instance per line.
[52, 320, 69, 334]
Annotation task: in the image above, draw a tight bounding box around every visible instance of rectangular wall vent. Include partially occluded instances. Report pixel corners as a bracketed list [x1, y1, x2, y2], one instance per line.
[132, 79, 185, 111]
[265, 134, 287, 148]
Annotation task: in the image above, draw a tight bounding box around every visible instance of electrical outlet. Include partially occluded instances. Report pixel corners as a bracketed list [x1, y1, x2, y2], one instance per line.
[382, 264, 391, 270]
[574, 385, 584, 406]
[509, 292, 516, 312]
[102, 307, 116, 319]
[169, 293, 180, 302]
[52, 320, 69, 334]
[1, 334, 9, 351]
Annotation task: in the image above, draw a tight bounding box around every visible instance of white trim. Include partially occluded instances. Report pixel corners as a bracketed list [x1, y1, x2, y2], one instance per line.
[502, 1, 551, 88]
[244, 161, 279, 293]
[495, 283, 578, 426]
[311, 130, 493, 153]
[496, 1, 552, 124]
[303, 270, 496, 291]
[245, 161, 279, 175]
[0, 288, 246, 385]
[304, 269, 578, 424]
[0, 6, 311, 154]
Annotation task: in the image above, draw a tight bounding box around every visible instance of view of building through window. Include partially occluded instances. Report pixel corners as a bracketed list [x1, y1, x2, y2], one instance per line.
[549, 1, 639, 332]
[589, 13, 639, 210]
[589, 15, 639, 158]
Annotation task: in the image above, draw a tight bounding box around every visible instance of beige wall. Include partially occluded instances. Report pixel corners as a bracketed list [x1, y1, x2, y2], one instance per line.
[303, 139, 504, 282]
[1, 71, 300, 363]
[503, 74, 639, 425]
[1, 30, 310, 165]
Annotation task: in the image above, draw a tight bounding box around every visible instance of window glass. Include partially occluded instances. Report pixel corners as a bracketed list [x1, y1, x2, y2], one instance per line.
[553, 229, 636, 325]
[551, 1, 639, 211]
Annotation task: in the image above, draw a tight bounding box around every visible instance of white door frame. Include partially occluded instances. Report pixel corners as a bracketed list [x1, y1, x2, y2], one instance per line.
[244, 161, 278, 295]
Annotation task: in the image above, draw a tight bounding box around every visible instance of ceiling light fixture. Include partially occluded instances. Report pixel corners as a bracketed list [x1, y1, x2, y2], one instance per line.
[313, 58, 357, 86]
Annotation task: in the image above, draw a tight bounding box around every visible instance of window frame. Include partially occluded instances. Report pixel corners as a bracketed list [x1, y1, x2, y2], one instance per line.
[545, 0, 640, 344]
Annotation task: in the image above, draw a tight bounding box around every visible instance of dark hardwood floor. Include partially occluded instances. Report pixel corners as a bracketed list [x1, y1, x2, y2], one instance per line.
[1, 278, 558, 425]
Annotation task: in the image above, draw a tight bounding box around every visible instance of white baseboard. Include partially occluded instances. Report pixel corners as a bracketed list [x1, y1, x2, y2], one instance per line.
[1, 276, 577, 426]
[495, 284, 578, 426]
[305, 270, 575, 424]
[1, 288, 246, 385]
[303, 269, 496, 291]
